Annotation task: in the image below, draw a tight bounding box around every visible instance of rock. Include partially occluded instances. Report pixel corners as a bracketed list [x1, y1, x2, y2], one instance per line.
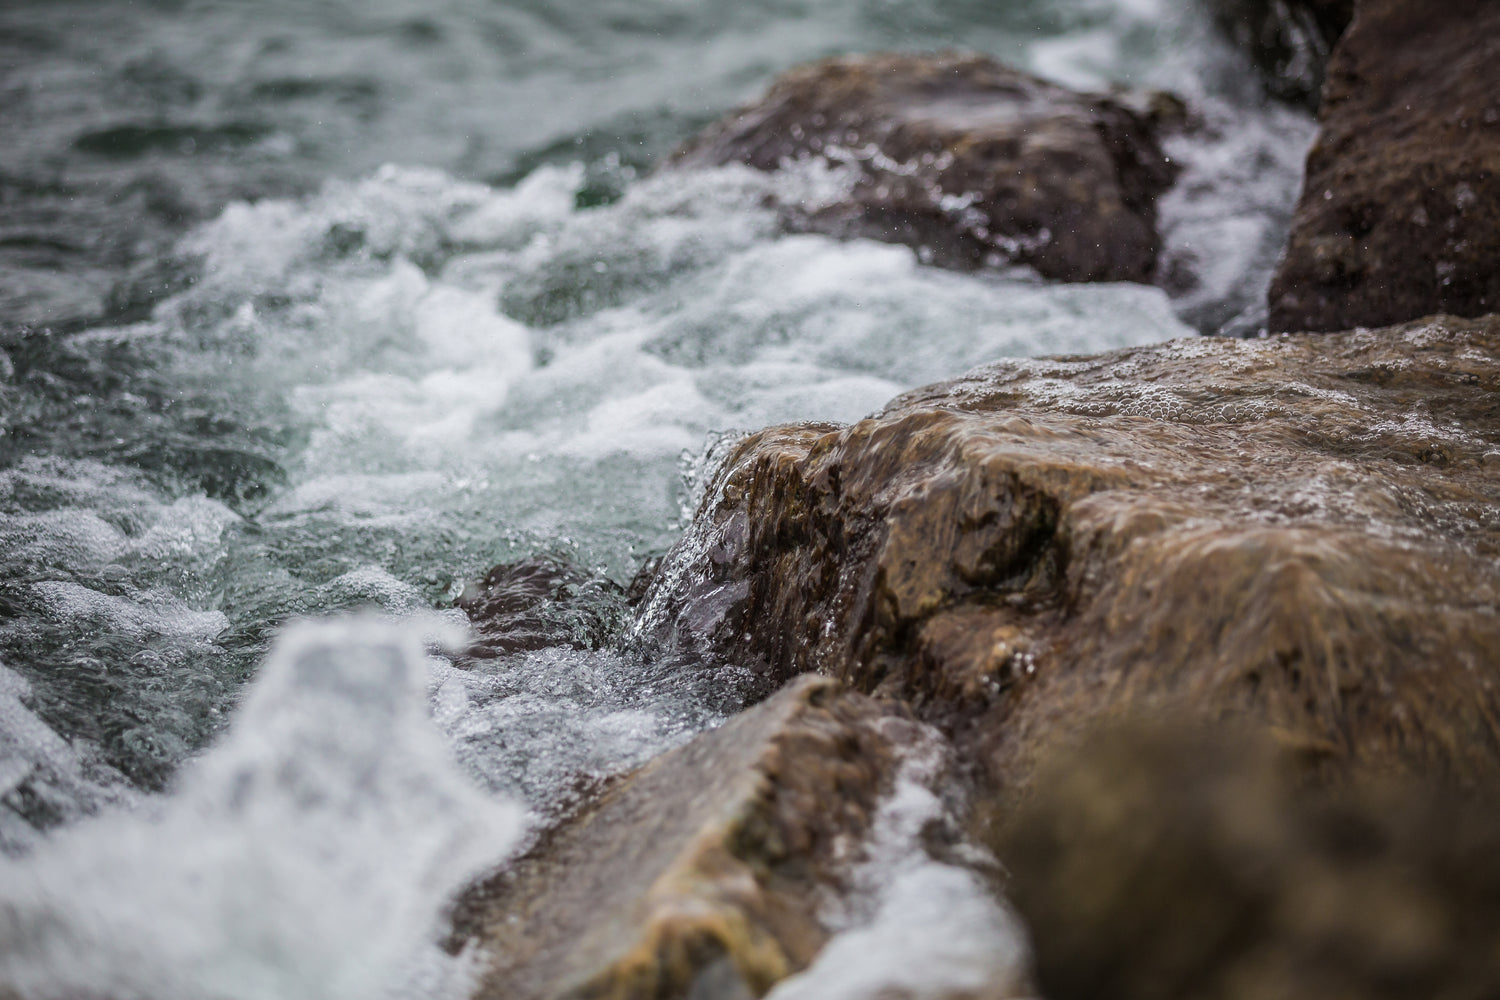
[1268, 0, 1500, 332]
[992, 718, 1500, 1000]
[447, 675, 911, 1000]
[456, 556, 630, 658]
[1207, 0, 1354, 108]
[669, 52, 1180, 284]
[639, 315, 1500, 794]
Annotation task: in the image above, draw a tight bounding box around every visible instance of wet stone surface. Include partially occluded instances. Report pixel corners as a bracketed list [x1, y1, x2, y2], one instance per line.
[447, 676, 911, 1000]
[1269, 0, 1500, 332]
[1206, 0, 1353, 108]
[642, 314, 1500, 795]
[670, 52, 1181, 284]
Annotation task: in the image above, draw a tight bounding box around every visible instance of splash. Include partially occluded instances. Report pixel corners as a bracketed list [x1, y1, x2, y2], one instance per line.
[0, 620, 525, 1000]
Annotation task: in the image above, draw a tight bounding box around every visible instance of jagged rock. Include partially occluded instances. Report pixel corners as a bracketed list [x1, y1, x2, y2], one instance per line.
[447, 675, 912, 1000]
[456, 556, 629, 658]
[993, 718, 1500, 1000]
[670, 52, 1180, 284]
[1269, 0, 1500, 332]
[1207, 0, 1354, 108]
[640, 315, 1500, 794]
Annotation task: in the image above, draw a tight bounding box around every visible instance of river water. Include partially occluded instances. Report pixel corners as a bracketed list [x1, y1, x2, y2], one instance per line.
[0, 1, 1314, 996]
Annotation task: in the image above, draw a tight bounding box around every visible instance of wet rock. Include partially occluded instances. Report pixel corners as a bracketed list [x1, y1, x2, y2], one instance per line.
[456, 556, 630, 658]
[1269, 0, 1500, 332]
[670, 52, 1180, 284]
[640, 315, 1500, 793]
[993, 718, 1500, 1000]
[1207, 0, 1354, 108]
[448, 675, 910, 1000]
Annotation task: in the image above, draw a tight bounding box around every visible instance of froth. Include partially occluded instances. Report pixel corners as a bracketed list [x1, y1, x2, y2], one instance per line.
[0, 619, 524, 1000]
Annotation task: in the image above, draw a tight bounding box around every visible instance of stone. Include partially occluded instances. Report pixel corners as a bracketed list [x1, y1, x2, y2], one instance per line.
[456, 556, 630, 658]
[447, 675, 911, 1000]
[639, 315, 1500, 794]
[1268, 0, 1500, 332]
[669, 52, 1180, 284]
[1207, 0, 1354, 108]
[992, 718, 1500, 1000]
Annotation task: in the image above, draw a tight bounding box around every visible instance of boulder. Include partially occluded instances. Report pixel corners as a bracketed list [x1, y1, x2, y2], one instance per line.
[1207, 0, 1354, 107]
[1268, 0, 1500, 332]
[670, 52, 1180, 284]
[994, 718, 1500, 1000]
[639, 315, 1500, 794]
[447, 675, 911, 1000]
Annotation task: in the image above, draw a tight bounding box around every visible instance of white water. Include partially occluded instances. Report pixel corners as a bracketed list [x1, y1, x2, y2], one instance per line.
[0, 621, 525, 1000]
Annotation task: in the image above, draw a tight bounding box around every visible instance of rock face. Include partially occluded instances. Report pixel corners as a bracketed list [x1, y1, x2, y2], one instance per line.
[448, 676, 909, 1000]
[1208, 0, 1354, 107]
[995, 719, 1500, 1000]
[670, 52, 1179, 284]
[640, 315, 1500, 793]
[1268, 0, 1500, 332]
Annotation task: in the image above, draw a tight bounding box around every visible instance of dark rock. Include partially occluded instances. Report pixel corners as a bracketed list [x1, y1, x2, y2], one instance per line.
[456, 556, 629, 658]
[1207, 0, 1354, 108]
[993, 718, 1500, 1000]
[448, 675, 910, 1000]
[670, 52, 1180, 284]
[639, 315, 1500, 794]
[1269, 0, 1500, 332]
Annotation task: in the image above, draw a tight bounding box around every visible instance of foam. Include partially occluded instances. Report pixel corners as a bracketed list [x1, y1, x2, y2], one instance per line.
[0, 620, 525, 1000]
[30, 581, 229, 644]
[765, 723, 1031, 1000]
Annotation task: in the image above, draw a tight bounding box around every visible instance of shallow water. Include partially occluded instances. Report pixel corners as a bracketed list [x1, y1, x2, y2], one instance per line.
[0, 0, 1313, 995]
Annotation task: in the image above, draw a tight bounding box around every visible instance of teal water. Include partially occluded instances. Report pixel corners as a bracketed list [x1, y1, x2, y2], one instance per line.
[0, 2, 1314, 995]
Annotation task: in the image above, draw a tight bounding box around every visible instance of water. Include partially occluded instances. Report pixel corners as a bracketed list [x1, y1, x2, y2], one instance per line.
[0, 0, 1314, 995]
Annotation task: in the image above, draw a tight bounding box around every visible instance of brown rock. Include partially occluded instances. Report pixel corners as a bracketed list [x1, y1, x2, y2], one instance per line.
[456, 556, 629, 658]
[639, 315, 1500, 794]
[1268, 0, 1500, 332]
[670, 52, 1179, 284]
[448, 675, 909, 1000]
[993, 718, 1500, 1000]
[1208, 0, 1354, 107]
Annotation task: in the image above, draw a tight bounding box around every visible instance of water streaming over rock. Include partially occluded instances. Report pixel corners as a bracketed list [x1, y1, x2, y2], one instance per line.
[0, 0, 1315, 994]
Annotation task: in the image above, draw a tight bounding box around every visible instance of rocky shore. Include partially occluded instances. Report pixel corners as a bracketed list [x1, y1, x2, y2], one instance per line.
[455, 3, 1500, 997]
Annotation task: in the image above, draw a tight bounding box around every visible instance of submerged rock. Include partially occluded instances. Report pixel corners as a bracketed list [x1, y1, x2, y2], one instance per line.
[456, 557, 630, 658]
[1207, 0, 1354, 108]
[670, 52, 1180, 284]
[641, 315, 1500, 793]
[1269, 0, 1500, 332]
[995, 719, 1500, 1000]
[448, 675, 911, 1000]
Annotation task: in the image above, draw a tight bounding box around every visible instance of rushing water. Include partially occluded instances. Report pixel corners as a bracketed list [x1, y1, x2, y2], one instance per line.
[0, 0, 1314, 995]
